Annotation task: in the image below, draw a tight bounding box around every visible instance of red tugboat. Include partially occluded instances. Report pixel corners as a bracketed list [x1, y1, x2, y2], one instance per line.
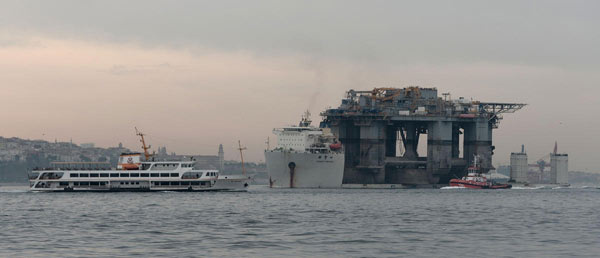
[449, 156, 512, 189]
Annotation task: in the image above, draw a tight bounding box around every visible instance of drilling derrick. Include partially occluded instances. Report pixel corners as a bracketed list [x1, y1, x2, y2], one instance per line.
[321, 87, 525, 186]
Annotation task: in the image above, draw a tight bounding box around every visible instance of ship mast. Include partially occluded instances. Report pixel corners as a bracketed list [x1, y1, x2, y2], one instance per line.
[265, 137, 270, 150]
[238, 140, 247, 176]
[135, 127, 152, 160]
[299, 110, 312, 127]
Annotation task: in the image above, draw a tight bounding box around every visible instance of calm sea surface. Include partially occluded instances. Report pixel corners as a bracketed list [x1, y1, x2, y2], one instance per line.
[1, 185, 599, 257]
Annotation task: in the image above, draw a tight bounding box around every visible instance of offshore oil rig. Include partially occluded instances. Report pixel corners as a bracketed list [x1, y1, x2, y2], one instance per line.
[320, 87, 525, 186]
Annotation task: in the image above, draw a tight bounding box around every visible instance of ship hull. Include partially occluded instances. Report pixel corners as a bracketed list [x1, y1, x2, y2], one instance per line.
[265, 150, 344, 188]
[29, 181, 249, 192]
[449, 179, 512, 189]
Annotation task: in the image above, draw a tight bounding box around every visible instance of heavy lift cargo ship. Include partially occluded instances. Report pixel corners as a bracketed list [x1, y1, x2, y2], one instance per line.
[265, 111, 344, 188]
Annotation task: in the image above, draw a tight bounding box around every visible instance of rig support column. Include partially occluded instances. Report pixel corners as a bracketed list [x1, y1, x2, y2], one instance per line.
[463, 119, 493, 173]
[427, 121, 453, 183]
[358, 121, 385, 183]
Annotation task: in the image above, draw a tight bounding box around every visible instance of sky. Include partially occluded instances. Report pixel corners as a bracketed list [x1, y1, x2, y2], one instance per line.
[1, 0, 599, 171]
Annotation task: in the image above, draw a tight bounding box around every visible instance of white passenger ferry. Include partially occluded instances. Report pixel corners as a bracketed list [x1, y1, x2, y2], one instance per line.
[28, 130, 250, 192]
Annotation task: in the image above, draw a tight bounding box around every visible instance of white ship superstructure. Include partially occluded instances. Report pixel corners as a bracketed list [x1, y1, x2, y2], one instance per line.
[265, 111, 344, 188]
[28, 129, 250, 192]
[28, 159, 249, 192]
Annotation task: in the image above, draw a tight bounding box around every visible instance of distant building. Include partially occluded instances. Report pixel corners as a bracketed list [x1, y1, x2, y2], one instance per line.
[158, 146, 168, 156]
[218, 144, 224, 172]
[80, 143, 95, 148]
[510, 151, 528, 183]
[152, 145, 224, 171]
[550, 153, 568, 185]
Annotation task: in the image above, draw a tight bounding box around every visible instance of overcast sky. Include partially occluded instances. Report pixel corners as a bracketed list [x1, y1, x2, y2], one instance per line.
[1, 0, 599, 171]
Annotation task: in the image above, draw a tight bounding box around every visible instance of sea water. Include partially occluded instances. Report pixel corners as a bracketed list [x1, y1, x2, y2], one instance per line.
[1, 185, 599, 257]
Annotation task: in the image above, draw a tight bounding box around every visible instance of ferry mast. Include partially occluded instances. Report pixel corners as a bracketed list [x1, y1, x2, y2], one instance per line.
[135, 127, 152, 160]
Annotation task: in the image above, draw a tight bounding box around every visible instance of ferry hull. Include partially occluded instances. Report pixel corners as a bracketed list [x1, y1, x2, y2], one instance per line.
[29, 187, 233, 192]
[29, 182, 249, 192]
[265, 150, 344, 188]
[29, 174, 250, 192]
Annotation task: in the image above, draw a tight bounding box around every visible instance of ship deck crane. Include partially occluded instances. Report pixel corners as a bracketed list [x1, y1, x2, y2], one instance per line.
[135, 127, 153, 161]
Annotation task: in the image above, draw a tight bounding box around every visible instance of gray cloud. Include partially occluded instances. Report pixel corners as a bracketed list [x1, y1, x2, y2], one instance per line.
[2, 0, 599, 67]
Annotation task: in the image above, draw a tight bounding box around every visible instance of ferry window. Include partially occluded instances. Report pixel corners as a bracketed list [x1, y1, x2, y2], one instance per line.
[74, 182, 80, 186]
[160, 181, 169, 186]
[80, 173, 89, 177]
[90, 182, 99, 186]
[191, 181, 200, 186]
[130, 173, 139, 177]
[154, 182, 159, 186]
[151, 163, 177, 171]
[71, 173, 79, 177]
[151, 173, 159, 177]
[120, 173, 129, 177]
[160, 173, 169, 177]
[59, 182, 69, 186]
[200, 181, 206, 186]
[81, 182, 90, 186]
[120, 182, 124, 185]
[141, 173, 149, 177]
[170, 173, 179, 177]
[181, 181, 190, 186]
[90, 173, 99, 177]
[100, 182, 106, 186]
[135, 182, 139, 185]
[170, 182, 179, 186]
[142, 164, 151, 170]
[110, 173, 119, 177]
[100, 173, 109, 177]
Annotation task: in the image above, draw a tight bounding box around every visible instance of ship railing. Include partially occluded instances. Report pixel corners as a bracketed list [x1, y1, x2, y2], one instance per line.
[306, 147, 338, 154]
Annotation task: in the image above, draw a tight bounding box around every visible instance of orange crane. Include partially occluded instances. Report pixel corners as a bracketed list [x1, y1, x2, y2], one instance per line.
[135, 127, 153, 161]
[370, 87, 403, 102]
